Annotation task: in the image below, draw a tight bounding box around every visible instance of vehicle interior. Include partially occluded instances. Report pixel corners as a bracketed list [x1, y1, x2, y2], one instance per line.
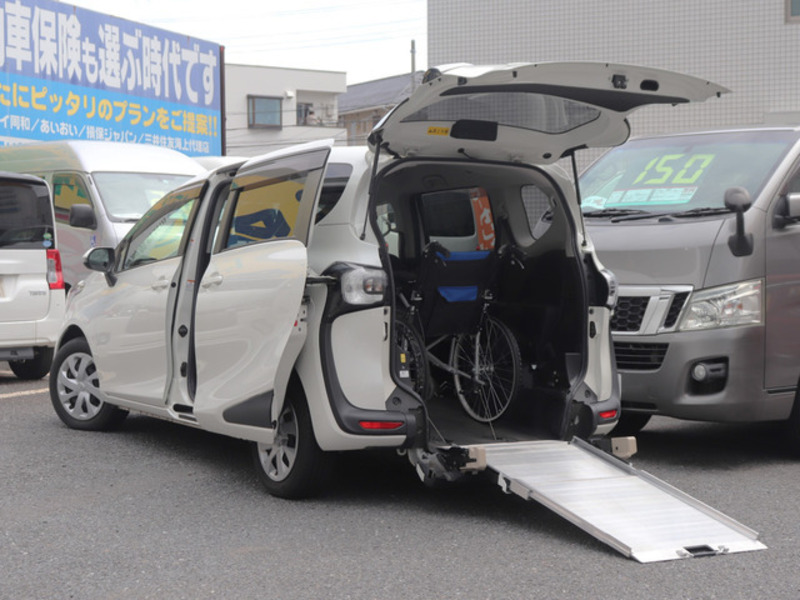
[372, 159, 591, 445]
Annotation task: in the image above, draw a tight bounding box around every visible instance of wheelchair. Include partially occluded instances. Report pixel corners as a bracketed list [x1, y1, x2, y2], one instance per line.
[395, 241, 522, 423]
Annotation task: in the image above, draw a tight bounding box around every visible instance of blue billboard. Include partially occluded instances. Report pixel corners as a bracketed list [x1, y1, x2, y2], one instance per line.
[0, 0, 223, 155]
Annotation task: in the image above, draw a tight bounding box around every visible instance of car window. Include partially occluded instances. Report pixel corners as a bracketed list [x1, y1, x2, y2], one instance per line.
[93, 172, 196, 221]
[120, 185, 202, 270]
[316, 162, 353, 223]
[221, 149, 327, 249]
[52, 173, 92, 224]
[420, 187, 496, 252]
[521, 185, 554, 239]
[0, 178, 54, 249]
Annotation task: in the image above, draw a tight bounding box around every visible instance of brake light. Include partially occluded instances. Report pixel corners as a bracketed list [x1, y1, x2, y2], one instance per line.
[46, 249, 65, 290]
[599, 409, 618, 420]
[358, 420, 404, 430]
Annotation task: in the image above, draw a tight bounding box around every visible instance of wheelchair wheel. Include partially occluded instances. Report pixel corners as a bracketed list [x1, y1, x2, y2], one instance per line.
[395, 318, 431, 398]
[451, 315, 521, 423]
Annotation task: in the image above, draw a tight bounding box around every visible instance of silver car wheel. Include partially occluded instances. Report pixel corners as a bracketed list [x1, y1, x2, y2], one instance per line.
[56, 351, 104, 421]
[255, 403, 298, 482]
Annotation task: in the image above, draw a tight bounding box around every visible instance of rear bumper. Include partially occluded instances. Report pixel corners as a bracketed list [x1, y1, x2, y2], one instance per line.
[616, 324, 794, 422]
[0, 317, 62, 354]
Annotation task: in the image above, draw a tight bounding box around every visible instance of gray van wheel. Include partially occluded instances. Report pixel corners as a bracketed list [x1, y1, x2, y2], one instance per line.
[9, 347, 54, 380]
[49, 338, 128, 431]
[251, 388, 329, 499]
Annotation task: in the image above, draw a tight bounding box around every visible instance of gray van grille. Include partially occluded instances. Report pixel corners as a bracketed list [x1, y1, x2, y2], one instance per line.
[663, 292, 689, 328]
[614, 342, 668, 370]
[610, 296, 649, 332]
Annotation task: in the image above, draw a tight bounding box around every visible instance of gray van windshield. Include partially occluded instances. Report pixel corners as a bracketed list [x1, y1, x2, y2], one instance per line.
[579, 130, 799, 214]
[92, 172, 196, 220]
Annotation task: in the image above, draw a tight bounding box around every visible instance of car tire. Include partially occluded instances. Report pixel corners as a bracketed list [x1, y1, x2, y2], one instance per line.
[251, 386, 330, 499]
[610, 412, 651, 436]
[9, 347, 54, 380]
[49, 338, 128, 431]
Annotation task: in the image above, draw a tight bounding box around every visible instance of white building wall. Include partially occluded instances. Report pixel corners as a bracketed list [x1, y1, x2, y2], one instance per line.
[428, 1, 800, 139]
[224, 64, 347, 156]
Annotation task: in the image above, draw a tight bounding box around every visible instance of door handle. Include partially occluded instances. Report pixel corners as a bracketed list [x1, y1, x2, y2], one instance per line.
[151, 278, 170, 291]
[201, 273, 224, 288]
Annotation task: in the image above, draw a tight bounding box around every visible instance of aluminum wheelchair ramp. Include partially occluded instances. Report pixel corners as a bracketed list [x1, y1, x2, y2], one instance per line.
[479, 438, 766, 563]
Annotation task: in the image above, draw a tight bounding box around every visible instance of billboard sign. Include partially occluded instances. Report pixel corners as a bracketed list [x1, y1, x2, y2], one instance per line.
[0, 0, 223, 155]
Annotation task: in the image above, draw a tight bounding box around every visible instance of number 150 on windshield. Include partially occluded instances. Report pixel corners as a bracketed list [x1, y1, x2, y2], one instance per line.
[632, 154, 715, 186]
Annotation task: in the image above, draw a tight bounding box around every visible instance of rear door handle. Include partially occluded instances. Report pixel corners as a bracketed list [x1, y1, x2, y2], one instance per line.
[202, 273, 224, 288]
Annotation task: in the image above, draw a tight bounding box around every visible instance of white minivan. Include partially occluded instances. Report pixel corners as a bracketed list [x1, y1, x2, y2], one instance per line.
[0, 141, 205, 288]
[48, 63, 724, 497]
[0, 172, 65, 379]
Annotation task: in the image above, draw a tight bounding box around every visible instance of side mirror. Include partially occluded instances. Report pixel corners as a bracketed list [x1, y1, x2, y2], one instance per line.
[83, 247, 117, 286]
[724, 186, 753, 257]
[773, 192, 800, 230]
[69, 204, 97, 230]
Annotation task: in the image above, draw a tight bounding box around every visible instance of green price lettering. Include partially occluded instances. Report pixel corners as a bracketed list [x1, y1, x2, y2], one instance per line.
[673, 154, 714, 184]
[632, 153, 715, 186]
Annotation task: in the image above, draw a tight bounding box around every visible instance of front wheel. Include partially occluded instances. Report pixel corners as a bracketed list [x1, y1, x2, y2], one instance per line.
[451, 316, 521, 423]
[9, 347, 54, 380]
[49, 338, 128, 430]
[252, 388, 330, 499]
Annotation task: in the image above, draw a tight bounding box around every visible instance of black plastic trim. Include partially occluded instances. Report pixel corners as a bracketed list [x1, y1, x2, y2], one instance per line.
[223, 391, 274, 428]
[318, 270, 420, 444]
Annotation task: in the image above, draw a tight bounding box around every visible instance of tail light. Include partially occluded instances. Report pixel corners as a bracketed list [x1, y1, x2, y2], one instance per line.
[46, 249, 65, 290]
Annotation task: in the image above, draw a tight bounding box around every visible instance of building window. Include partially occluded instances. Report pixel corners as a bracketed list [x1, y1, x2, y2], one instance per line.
[248, 96, 281, 128]
[788, 0, 800, 22]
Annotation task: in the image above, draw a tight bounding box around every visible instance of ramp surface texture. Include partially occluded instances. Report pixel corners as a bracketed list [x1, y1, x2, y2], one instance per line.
[481, 438, 767, 563]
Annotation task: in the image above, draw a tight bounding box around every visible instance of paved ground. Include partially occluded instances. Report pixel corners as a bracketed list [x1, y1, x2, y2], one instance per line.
[2, 366, 800, 599]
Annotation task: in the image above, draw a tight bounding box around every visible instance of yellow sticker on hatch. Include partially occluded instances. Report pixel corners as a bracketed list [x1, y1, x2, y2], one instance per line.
[427, 126, 450, 136]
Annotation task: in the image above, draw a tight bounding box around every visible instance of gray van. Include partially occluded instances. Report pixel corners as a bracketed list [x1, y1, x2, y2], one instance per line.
[0, 141, 204, 288]
[0, 172, 65, 379]
[579, 127, 800, 439]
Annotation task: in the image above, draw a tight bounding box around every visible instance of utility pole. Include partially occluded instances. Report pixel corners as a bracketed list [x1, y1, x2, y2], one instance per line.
[411, 40, 417, 92]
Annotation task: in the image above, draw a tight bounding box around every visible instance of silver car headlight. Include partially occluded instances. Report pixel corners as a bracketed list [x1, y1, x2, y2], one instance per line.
[678, 279, 762, 331]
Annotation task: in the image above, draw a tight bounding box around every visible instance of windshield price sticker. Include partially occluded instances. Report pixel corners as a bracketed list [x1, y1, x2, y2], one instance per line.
[633, 153, 715, 186]
[607, 187, 697, 206]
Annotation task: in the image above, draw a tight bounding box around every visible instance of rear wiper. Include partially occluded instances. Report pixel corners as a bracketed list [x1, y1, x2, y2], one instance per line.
[582, 208, 651, 218]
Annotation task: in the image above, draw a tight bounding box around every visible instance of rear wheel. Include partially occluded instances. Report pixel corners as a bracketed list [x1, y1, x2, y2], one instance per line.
[49, 338, 128, 430]
[252, 388, 329, 499]
[451, 316, 521, 423]
[9, 347, 54, 380]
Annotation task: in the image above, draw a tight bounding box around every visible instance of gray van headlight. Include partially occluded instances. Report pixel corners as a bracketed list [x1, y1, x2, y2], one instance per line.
[678, 279, 762, 331]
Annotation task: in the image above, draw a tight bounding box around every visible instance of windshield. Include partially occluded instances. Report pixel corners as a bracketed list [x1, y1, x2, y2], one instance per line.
[579, 130, 799, 215]
[92, 172, 196, 220]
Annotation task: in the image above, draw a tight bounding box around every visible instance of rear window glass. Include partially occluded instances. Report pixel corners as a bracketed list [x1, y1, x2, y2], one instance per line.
[0, 180, 54, 249]
[402, 91, 601, 134]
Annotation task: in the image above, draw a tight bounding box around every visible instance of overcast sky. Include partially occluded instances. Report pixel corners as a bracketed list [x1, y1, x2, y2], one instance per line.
[63, 0, 428, 84]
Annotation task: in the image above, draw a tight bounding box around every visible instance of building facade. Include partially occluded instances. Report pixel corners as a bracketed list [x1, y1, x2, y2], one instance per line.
[338, 72, 423, 145]
[224, 64, 347, 156]
[428, 0, 800, 140]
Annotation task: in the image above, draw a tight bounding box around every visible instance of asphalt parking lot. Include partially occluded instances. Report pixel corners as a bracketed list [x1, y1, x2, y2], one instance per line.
[2, 365, 800, 599]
